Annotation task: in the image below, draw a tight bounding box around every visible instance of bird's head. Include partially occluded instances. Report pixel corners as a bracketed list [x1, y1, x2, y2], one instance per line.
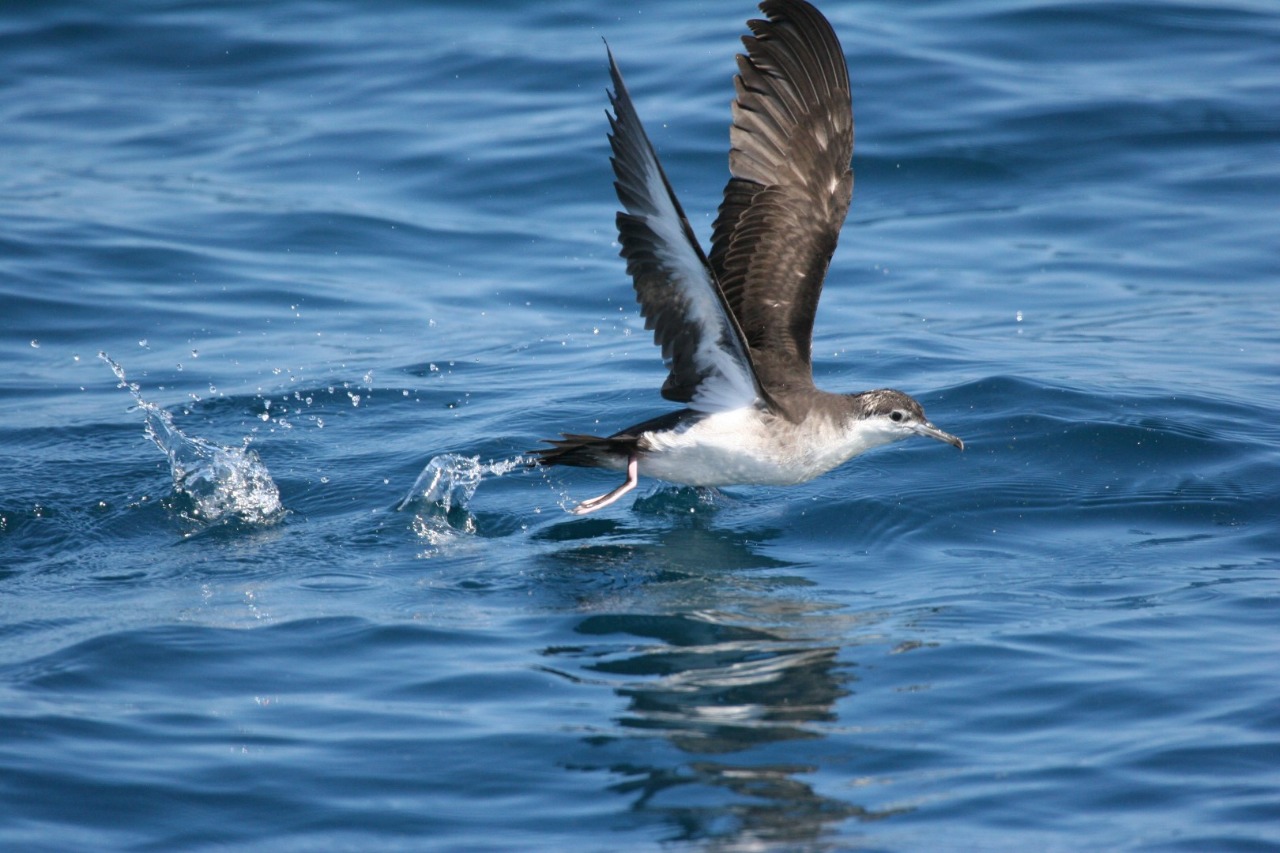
[848, 388, 964, 451]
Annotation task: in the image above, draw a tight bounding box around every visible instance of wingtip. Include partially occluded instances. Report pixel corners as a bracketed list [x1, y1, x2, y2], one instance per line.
[604, 41, 626, 92]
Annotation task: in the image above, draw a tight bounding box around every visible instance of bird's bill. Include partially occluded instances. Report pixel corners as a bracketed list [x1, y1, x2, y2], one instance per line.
[913, 421, 964, 451]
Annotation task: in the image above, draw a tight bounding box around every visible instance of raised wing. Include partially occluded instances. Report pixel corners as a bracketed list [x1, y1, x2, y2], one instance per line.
[708, 0, 854, 400]
[606, 48, 765, 414]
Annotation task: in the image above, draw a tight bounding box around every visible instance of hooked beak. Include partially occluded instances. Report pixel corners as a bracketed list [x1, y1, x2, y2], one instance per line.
[913, 421, 964, 451]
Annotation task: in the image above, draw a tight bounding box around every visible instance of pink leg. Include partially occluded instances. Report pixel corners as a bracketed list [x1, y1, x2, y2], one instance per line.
[569, 456, 638, 515]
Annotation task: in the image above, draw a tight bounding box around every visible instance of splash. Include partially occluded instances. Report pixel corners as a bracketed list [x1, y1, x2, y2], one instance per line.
[399, 453, 527, 514]
[400, 453, 528, 545]
[100, 352, 284, 527]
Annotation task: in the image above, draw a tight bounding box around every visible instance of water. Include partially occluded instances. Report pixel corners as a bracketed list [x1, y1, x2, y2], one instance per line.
[99, 352, 284, 530]
[2, 0, 1278, 849]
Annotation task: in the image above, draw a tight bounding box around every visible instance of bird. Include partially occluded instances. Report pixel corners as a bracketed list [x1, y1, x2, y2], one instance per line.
[531, 0, 962, 515]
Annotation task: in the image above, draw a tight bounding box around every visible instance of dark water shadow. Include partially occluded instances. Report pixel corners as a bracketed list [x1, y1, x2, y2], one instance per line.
[533, 510, 909, 848]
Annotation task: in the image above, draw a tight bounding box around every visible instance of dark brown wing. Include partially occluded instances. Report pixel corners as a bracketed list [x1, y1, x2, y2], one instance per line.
[708, 0, 854, 399]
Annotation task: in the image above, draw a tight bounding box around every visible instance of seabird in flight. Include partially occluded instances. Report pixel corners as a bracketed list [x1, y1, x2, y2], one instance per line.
[533, 0, 963, 514]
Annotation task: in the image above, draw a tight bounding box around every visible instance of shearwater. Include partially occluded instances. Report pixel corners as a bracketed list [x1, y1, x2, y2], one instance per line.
[532, 0, 963, 515]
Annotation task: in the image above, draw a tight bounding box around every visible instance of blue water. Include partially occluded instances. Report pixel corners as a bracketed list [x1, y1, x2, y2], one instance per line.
[3, 0, 1278, 849]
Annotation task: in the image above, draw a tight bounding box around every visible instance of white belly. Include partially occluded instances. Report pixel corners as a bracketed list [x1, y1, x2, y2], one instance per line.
[635, 407, 866, 487]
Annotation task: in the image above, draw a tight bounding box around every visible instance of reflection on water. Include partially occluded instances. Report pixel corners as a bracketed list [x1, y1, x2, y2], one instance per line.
[539, 516, 909, 847]
[579, 615, 842, 750]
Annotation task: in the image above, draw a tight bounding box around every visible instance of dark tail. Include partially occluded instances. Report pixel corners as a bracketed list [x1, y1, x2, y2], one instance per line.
[528, 433, 637, 469]
[530, 410, 692, 469]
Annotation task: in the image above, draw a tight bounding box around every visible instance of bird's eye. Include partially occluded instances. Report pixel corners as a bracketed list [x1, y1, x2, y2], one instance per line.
[890, 410, 905, 423]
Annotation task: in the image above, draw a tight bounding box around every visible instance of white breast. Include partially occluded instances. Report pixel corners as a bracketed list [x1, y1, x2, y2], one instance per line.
[635, 407, 882, 487]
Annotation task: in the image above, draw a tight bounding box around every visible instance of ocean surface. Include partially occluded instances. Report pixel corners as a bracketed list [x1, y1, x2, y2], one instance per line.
[3, 0, 1278, 850]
